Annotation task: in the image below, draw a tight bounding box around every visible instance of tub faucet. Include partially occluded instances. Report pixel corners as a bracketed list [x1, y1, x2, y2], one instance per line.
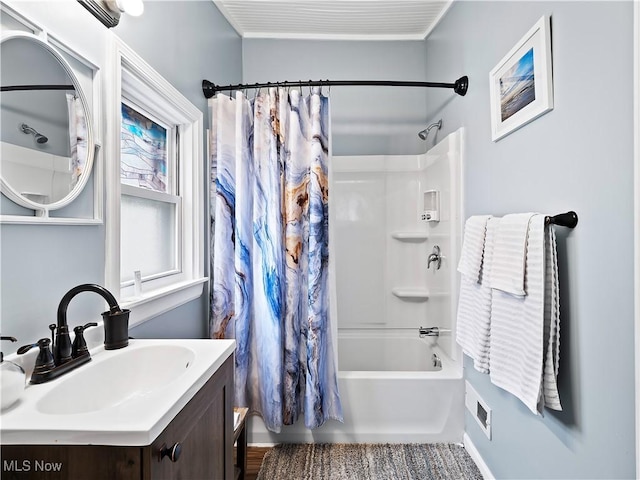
[419, 326, 440, 337]
[427, 245, 442, 270]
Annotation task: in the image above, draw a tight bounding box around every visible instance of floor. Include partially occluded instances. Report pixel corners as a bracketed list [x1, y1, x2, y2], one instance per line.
[246, 446, 270, 480]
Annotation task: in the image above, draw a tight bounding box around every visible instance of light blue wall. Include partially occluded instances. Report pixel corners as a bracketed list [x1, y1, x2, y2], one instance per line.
[242, 39, 432, 155]
[116, 1, 242, 121]
[115, 1, 242, 339]
[0, 223, 107, 350]
[0, 1, 242, 349]
[424, 2, 635, 478]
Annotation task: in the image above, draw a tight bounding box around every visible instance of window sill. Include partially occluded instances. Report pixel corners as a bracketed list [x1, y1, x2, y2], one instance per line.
[120, 277, 208, 328]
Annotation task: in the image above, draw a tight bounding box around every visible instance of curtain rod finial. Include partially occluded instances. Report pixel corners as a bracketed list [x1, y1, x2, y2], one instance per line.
[202, 79, 217, 98]
[454, 76, 468, 96]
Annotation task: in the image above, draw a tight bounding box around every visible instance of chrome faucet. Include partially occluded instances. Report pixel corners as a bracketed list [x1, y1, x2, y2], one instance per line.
[427, 245, 442, 270]
[419, 326, 440, 337]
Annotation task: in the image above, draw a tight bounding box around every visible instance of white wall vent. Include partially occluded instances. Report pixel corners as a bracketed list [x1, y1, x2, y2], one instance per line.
[465, 380, 492, 439]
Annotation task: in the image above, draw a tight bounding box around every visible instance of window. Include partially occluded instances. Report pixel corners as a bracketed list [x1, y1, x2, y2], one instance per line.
[120, 101, 179, 289]
[105, 39, 205, 326]
[120, 102, 170, 193]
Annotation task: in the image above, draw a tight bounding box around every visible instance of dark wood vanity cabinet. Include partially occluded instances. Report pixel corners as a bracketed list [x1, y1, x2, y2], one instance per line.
[146, 354, 234, 480]
[1, 354, 235, 480]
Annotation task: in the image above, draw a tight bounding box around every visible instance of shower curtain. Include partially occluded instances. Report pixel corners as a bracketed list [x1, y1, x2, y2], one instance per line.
[209, 87, 343, 432]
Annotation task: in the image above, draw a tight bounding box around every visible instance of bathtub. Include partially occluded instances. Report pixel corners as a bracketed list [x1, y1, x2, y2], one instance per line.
[247, 331, 464, 444]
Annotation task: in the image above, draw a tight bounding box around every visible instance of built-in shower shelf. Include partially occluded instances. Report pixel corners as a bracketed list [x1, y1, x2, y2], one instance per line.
[391, 232, 429, 241]
[391, 288, 430, 300]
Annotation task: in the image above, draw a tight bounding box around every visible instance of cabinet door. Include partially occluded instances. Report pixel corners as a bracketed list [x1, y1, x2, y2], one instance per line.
[147, 355, 234, 480]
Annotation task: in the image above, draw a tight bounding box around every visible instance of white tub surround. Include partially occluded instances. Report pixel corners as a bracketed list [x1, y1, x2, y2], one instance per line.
[331, 129, 463, 360]
[338, 329, 443, 372]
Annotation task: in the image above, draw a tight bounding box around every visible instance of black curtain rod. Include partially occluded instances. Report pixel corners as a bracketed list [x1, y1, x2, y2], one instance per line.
[1, 84, 76, 92]
[202, 76, 468, 99]
[545, 211, 578, 228]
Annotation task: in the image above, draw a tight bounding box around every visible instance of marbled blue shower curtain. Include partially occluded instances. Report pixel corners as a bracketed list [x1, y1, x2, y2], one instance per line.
[209, 88, 343, 432]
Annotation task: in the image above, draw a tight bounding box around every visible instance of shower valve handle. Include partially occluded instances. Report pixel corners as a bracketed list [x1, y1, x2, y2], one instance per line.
[427, 245, 442, 270]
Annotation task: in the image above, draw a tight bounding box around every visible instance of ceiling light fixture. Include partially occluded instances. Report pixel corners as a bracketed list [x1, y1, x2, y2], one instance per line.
[78, 0, 144, 28]
[111, 0, 144, 17]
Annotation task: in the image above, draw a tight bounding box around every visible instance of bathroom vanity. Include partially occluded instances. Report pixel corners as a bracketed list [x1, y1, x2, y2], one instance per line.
[0, 339, 236, 480]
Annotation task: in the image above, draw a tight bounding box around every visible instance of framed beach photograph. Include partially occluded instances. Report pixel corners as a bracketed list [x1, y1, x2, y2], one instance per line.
[489, 15, 554, 141]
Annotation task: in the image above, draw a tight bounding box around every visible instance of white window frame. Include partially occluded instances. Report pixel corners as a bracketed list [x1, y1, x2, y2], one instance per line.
[119, 98, 181, 289]
[120, 184, 183, 287]
[105, 37, 205, 327]
[633, 2, 639, 478]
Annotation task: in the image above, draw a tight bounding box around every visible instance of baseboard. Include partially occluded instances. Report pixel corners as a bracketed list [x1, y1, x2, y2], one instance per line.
[463, 432, 495, 480]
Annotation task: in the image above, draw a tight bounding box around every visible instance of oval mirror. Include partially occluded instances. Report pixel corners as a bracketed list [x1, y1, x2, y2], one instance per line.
[0, 32, 94, 211]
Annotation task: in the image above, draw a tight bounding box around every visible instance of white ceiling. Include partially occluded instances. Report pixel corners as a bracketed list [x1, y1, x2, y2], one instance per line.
[212, 1, 453, 40]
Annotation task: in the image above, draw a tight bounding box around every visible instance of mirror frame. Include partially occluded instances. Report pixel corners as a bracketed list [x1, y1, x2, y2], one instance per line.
[0, 31, 96, 216]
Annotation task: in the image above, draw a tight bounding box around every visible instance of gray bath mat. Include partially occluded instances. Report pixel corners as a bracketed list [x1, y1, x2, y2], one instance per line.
[256, 443, 483, 479]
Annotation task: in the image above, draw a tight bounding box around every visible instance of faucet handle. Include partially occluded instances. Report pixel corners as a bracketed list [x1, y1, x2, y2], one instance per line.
[72, 322, 98, 358]
[18, 339, 55, 373]
[17, 342, 37, 355]
[35, 338, 55, 373]
[427, 245, 442, 270]
[1, 336, 17, 361]
[72, 323, 97, 357]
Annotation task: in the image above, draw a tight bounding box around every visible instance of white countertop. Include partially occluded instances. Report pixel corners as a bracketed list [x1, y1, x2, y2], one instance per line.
[0, 339, 235, 446]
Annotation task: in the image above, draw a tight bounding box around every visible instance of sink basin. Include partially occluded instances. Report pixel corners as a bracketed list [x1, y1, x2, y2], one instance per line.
[36, 345, 195, 415]
[0, 338, 235, 446]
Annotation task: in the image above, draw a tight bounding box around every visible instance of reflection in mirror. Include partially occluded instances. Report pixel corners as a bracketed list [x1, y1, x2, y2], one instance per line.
[0, 32, 94, 210]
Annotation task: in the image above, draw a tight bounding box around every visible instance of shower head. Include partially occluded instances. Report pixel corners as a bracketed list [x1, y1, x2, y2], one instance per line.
[418, 119, 442, 140]
[20, 123, 48, 144]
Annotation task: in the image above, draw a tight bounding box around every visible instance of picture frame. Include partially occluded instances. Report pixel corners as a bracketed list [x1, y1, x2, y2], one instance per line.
[489, 15, 554, 141]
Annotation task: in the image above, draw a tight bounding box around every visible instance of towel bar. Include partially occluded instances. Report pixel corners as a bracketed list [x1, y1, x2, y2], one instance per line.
[545, 211, 578, 228]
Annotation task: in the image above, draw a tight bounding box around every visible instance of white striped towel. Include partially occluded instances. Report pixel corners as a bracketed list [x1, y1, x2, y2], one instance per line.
[491, 213, 536, 296]
[489, 214, 546, 414]
[457, 215, 493, 282]
[542, 224, 562, 411]
[456, 217, 499, 373]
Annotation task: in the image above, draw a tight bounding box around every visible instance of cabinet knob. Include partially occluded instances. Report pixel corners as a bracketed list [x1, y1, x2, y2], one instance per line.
[160, 442, 182, 462]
